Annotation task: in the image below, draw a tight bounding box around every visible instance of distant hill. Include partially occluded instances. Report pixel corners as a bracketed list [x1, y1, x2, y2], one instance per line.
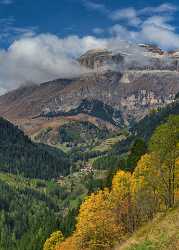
[34, 120, 109, 146]
[0, 117, 70, 179]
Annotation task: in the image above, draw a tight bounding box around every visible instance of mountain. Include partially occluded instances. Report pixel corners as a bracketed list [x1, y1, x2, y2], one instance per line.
[112, 96, 179, 156]
[1, 44, 179, 250]
[42, 99, 124, 127]
[131, 96, 179, 140]
[0, 45, 179, 140]
[0, 117, 70, 179]
[78, 48, 124, 69]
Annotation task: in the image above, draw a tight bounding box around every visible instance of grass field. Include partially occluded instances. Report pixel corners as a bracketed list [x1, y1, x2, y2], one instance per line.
[92, 135, 125, 153]
[117, 205, 179, 250]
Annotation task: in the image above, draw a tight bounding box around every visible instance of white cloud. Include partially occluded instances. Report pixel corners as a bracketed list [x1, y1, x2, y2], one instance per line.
[83, 1, 177, 20]
[0, 87, 6, 95]
[109, 3, 177, 27]
[109, 24, 138, 42]
[0, 34, 108, 93]
[0, 32, 152, 95]
[0, 31, 157, 95]
[111, 7, 141, 27]
[108, 13, 179, 51]
[0, 2, 179, 95]
[106, 2, 179, 50]
[141, 18, 179, 50]
[83, 0, 108, 14]
[139, 3, 177, 15]
[143, 16, 175, 31]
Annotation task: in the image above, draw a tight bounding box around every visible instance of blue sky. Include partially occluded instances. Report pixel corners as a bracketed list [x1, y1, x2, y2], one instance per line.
[0, 0, 179, 93]
[0, 0, 179, 46]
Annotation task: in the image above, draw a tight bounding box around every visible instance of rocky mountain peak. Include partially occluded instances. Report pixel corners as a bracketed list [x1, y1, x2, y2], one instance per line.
[0, 44, 179, 134]
[78, 48, 124, 70]
[138, 44, 164, 55]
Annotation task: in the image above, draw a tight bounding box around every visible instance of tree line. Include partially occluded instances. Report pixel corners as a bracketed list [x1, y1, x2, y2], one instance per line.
[45, 115, 179, 250]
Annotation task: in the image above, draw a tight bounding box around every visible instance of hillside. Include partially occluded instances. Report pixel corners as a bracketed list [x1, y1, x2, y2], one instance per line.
[51, 115, 179, 250]
[2, 1, 179, 249]
[1, 46, 179, 250]
[131, 96, 179, 139]
[0, 173, 75, 250]
[118, 206, 179, 250]
[113, 97, 179, 155]
[0, 117, 70, 179]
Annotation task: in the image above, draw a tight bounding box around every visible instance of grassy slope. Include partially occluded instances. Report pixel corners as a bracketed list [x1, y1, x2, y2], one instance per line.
[92, 135, 125, 153]
[117, 206, 179, 250]
[32, 120, 111, 152]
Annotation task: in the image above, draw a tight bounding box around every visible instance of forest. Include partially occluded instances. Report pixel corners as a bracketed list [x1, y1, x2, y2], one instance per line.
[1, 102, 179, 250]
[44, 115, 179, 250]
[0, 117, 70, 179]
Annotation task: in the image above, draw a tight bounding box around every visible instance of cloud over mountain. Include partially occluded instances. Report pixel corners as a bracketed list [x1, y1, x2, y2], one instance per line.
[0, 2, 179, 95]
[0, 34, 108, 91]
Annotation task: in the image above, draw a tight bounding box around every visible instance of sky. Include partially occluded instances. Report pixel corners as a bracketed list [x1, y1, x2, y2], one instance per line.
[0, 0, 179, 94]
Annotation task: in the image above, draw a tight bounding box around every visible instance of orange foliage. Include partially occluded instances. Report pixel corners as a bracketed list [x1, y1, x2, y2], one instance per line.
[74, 188, 123, 249]
[55, 236, 77, 250]
[111, 170, 134, 233]
[112, 170, 132, 201]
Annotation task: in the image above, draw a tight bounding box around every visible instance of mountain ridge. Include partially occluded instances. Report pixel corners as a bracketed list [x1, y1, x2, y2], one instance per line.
[0, 45, 179, 140]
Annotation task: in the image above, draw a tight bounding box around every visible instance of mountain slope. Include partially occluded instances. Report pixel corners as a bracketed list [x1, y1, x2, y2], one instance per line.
[118, 206, 179, 250]
[1, 70, 178, 123]
[0, 117, 70, 179]
[0, 47, 179, 134]
[0, 79, 74, 119]
[0, 173, 68, 250]
[42, 99, 124, 127]
[131, 98, 179, 140]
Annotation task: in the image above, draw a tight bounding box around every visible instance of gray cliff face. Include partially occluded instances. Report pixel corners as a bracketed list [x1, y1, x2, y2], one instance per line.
[0, 45, 179, 128]
[78, 49, 124, 70]
[42, 70, 178, 124]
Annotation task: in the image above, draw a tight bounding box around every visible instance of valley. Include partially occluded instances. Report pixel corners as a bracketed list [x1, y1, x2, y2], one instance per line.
[2, 0, 179, 249]
[1, 44, 179, 250]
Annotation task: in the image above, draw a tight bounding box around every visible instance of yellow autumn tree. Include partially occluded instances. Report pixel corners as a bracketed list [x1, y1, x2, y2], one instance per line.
[111, 170, 134, 233]
[112, 170, 132, 200]
[43, 231, 64, 250]
[149, 116, 179, 208]
[73, 188, 123, 250]
[131, 153, 162, 226]
[56, 236, 77, 250]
